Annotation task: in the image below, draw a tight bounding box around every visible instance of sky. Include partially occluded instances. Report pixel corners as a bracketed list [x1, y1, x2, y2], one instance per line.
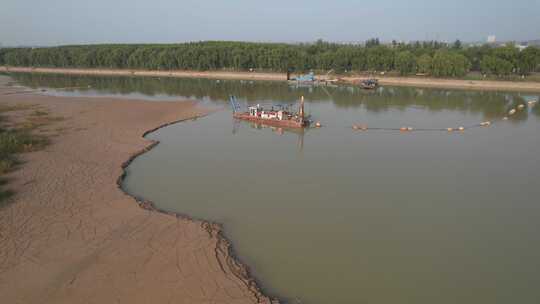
[1, 0, 539, 46]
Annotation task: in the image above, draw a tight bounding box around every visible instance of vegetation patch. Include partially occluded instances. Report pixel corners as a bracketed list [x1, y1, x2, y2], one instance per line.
[1, 40, 539, 78]
[0, 104, 35, 113]
[31, 109, 49, 116]
[0, 107, 50, 207]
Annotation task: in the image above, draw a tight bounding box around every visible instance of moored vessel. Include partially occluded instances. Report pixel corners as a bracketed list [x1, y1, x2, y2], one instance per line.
[360, 78, 378, 89]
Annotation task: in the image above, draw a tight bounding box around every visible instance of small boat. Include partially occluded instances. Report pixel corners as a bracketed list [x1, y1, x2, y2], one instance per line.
[288, 72, 321, 85]
[360, 78, 378, 89]
[229, 95, 310, 128]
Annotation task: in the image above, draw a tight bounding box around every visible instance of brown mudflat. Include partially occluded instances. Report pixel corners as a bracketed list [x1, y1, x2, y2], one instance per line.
[0, 78, 273, 304]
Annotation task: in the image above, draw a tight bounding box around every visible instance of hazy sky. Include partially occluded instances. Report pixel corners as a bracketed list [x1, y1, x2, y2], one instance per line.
[1, 0, 538, 46]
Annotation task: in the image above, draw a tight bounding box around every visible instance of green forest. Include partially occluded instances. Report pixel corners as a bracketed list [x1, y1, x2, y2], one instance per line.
[1, 40, 539, 78]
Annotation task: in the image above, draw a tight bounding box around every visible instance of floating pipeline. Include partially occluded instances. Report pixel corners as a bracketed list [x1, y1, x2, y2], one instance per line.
[352, 103, 533, 133]
[352, 124, 479, 132]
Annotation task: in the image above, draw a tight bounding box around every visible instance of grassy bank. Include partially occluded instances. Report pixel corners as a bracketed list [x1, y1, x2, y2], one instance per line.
[0, 105, 50, 206]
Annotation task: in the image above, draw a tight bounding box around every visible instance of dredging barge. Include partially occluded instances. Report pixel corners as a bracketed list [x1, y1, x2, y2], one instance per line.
[229, 95, 310, 128]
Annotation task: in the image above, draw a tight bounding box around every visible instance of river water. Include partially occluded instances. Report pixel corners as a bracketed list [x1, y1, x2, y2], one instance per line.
[11, 73, 540, 304]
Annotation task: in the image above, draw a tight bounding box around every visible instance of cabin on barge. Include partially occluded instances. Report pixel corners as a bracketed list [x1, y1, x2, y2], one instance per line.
[229, 95, 309, 128]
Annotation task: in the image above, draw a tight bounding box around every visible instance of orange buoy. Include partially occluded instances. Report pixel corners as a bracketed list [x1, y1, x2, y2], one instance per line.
[447, 127, 454, 132]
[315, 121, 322, 128]
[400, 127, 407, 132]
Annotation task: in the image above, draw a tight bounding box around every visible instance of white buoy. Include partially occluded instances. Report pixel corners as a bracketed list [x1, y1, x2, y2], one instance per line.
[480, 121, 491, 127]
[509, 109, 516, 115]
[518, 104, 525, 110]
[458, 126, 465, 131]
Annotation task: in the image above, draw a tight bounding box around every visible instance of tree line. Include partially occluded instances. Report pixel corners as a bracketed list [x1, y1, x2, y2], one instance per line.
[1, 40, 539, 78]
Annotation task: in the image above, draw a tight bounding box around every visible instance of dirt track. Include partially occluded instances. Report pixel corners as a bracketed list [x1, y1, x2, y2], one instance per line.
[0, 76, 273, 304]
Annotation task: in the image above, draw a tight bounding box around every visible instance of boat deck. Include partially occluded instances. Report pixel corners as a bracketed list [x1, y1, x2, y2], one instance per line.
[233, 112, 307, 128]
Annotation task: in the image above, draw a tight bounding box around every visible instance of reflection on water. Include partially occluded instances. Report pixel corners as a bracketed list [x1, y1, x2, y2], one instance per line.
[11, 73, 540, 304]
[233, 121, 307, 152]
[9, 72, 540, 122]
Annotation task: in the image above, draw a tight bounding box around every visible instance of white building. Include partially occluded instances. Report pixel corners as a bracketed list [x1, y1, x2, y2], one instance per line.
[516, 44, 528, 51]
[487, 35, 496, 44]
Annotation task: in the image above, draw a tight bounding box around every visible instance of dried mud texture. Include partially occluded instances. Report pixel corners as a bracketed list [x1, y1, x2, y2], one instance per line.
[0, 79, 275, 304]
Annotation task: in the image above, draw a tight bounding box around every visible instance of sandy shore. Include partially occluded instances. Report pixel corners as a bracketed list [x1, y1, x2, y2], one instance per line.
[0, 66, 286, 81]
[344, 76, 540, 92]
[3, 66, 540, 92]
[0, 77, 274, 304]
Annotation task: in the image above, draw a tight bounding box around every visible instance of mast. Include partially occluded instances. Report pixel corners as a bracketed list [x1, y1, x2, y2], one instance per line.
[299, 96, 304, 121]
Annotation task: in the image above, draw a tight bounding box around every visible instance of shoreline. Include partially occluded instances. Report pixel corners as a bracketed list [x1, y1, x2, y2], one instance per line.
[3, 65, 540, 92]
[116, 115, 278, 303]
[0, 76, 276, 304]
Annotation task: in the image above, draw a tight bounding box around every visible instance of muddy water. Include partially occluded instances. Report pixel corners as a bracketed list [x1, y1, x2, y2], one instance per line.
[12, 73, 540, 304]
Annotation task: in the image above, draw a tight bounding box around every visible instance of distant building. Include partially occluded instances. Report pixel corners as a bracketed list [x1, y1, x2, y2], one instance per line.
[487, 35, 496, 44]
[516, 43, 528, 51]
